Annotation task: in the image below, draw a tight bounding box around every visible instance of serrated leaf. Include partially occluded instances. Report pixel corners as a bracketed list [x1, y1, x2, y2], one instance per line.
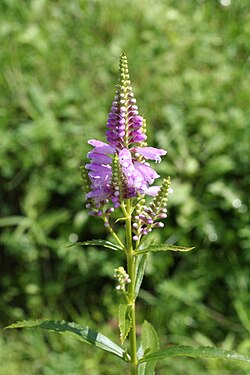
[138, 321, 160, 375]
[139, 345, 250, 364]
[134, 244, 194, 256]
[5, 319, 129, 361]
[141, 320, 159, 353]
[135, 254, 147, 298]
[118, 304, 132, 344]
[70, 239, 124, 251]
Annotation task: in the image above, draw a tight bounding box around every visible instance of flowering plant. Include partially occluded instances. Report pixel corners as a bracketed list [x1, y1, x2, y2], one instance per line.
[6, 54, 250, 374]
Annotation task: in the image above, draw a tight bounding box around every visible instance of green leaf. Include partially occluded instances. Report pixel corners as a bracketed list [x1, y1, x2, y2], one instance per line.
[138, 359, 146, 375]
[135, 254, 147, 298]
[139, 345, 250, 364]
[134, 244, 195, 256]
[118, 304, 132, 345]
[71, 239, 123, 251]
[5, 319, 129, 362]
[141, 321, 159, 353]
[138, 321, 159, 375]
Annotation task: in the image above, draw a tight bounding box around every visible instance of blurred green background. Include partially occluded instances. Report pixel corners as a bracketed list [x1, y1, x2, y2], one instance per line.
[0, 0, 250, 374]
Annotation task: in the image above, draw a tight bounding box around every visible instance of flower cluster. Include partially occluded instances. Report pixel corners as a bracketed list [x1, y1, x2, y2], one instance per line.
[132, 177, 171, 242]
[114, 267, 131, 291]
[105, 54, 146, 149]
[82, 53, 167, 215]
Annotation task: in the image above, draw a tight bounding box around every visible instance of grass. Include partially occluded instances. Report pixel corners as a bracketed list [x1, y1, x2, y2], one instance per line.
[1, 0, 250, 373]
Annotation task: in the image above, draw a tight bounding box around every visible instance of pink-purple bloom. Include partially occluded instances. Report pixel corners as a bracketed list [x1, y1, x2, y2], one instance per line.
[86, 139, 166, 204]
[106, 100, 146, 149]
[83, 53, 167, 209]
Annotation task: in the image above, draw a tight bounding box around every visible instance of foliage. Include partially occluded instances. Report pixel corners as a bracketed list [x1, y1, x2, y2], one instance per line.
[6, 319, 129, 361]
[0, 0, 250, 373]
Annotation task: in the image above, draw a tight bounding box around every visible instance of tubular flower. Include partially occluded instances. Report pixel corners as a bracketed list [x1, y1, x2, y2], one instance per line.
[82, 53, 167, 209]
[85, 139, 115, 203]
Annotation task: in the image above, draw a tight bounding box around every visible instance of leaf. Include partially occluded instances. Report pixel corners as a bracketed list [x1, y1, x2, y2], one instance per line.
[135, 254, 147, 298]
[134, 244, 194, 256]
[138, 321, 160, 375]
[5, 319, 129, 362]
[118, 304, 132, 344]
[141, 321, 159, 353]
[70, 239, 123, 251]
[139, 345, 250, 364]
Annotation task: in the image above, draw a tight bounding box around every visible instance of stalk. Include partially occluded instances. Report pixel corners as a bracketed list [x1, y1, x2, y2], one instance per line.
[105, 222, 126, 250]
[125, 199, 138, 375]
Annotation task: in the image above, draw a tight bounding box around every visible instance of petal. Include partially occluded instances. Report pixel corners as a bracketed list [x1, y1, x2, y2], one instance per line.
[119, 149, 145, 189]
[86, 188, 109, 201]
[88, 171, 111, 181]
[88, 139, 109, 147]
[134, 147, 167, 162]
[87, 152, 112, 165]
[134, 115, 143, 123]
[85, 164, 111, 172]
[88, 145, 116, 156]
[143, 186, 161, 196]
[130, 133, 147, 143]
[118, 148, 133, 168]
[134, 161, 160, 184]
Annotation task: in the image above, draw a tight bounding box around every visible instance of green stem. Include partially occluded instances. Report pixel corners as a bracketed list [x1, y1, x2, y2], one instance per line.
[125, 199, 138, 375]
[105, 221, 125, 250]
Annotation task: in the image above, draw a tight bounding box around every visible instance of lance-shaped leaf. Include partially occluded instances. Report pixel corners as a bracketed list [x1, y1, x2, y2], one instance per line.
[5, 320, 129, 362]
[135, 254, 147, 298]
[71, 239, 124, 251]
[138, 321, 159, 375]
[139, 345, 250, 364]
[134, 244, 194, 256]
[118, 304, 132, 344]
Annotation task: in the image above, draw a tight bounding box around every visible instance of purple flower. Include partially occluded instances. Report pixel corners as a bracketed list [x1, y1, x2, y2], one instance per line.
[85, 140, 165, 205]
[118, 148, 162, 196]
[83, 54, 167, 208]
[106, 54, 146, 150]
[85, 140, 115, 203]
[106, 103, 147, 149]
[88, 139, 116, 155]
[132, 147, 167, 163]
[119, 148, 146, 191]
[133, 162, 160, 185]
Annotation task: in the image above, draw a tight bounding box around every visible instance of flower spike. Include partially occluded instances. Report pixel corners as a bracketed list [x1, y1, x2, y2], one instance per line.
[132, 177, 171, 241]
[84, 54, 168, 215]
[80, 164, 91, 196]
[106, 53, 146, 150]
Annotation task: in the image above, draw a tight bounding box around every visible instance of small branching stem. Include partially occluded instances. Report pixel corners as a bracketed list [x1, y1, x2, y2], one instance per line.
[105, 221, 125, 250]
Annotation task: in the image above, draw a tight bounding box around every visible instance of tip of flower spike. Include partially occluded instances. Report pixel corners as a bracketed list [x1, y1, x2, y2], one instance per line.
[120, 52, 128, 60]
[119, 54, 129, 83]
